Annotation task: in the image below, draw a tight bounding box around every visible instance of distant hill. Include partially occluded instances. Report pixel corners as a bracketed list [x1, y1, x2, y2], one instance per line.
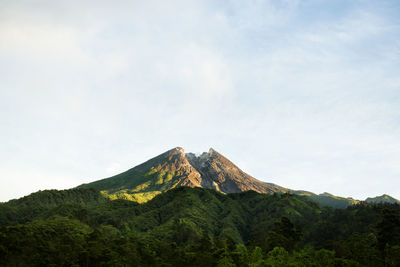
[293, 191, 360, 209]
[365, 194, 400, 204]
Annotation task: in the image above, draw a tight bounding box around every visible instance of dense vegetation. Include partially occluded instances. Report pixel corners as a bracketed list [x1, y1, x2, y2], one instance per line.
[78, 166, 181, 203]
[1, 187, 399, 266]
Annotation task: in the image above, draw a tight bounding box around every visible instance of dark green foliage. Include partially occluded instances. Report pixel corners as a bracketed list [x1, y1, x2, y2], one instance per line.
[265, 216, 302, 252]
[377, 208, 400, 250]
[0, 187, 399, 266]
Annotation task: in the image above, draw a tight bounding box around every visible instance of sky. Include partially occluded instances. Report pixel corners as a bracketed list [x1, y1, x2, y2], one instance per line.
[0, 0, 399, 202]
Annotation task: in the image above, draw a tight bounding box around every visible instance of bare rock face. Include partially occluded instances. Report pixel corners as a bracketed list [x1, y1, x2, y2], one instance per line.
[130, 146, 288, 194]
[79, 146, 288, 202]
[186, 148, 288, 194]
[138, 147, 203, 188]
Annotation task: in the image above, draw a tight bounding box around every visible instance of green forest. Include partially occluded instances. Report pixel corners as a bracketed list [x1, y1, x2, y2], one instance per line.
[1, 187, 399, 266]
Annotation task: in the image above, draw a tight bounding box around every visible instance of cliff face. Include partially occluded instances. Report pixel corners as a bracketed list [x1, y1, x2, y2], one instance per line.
[78, 147, 288, 202]
[186, 148, 288, 194]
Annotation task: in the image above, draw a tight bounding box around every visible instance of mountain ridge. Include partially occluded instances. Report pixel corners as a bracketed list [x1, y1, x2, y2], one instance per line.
[365, 194, 400, 204]
[77, 146, 399, 207]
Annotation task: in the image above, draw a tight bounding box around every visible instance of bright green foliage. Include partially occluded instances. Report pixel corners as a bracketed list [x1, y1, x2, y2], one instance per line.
[217, 254, 235, 267]
[78, 166, 181, 203]
[249, 247, 264, 267]
[265, 247, 289, 266]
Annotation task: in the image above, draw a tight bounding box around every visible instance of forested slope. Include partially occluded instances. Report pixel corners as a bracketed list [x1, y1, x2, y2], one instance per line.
[1, 187, 399, 266]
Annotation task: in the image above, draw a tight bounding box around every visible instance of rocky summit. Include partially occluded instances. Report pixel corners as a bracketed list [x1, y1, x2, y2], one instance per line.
[78, 147, 288, 202]
[185, 148, 287, 194]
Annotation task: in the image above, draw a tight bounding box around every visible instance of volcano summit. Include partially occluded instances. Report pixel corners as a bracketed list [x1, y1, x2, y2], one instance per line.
[78, 147, 288, 202]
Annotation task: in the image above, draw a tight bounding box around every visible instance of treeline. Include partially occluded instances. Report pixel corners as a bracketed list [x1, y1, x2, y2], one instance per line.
[0, 187, 399, 266]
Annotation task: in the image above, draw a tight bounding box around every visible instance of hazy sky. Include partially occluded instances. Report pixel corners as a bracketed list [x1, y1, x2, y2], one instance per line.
[1, 0, 399, 202]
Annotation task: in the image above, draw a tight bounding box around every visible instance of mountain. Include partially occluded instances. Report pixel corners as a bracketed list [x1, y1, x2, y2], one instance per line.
[2, 148, 400, 266]
[78, 147, 289, 202]
[77, 146, 399, 207]
[365, 194, 400, 204]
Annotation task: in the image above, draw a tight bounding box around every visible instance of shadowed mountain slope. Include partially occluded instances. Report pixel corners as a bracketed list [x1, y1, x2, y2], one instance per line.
[294, 191, 360, 209]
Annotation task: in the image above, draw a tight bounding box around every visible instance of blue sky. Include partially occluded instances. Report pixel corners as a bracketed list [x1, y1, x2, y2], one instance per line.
[0, 0, 399, 201]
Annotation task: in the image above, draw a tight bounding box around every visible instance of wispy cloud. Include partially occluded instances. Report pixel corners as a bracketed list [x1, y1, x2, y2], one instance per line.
[0, 0, 399, 201]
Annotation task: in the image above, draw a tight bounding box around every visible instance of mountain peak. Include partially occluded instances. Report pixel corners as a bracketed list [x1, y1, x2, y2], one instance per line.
[174, 146, 185, 153]
[79, 147, 289, 202]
